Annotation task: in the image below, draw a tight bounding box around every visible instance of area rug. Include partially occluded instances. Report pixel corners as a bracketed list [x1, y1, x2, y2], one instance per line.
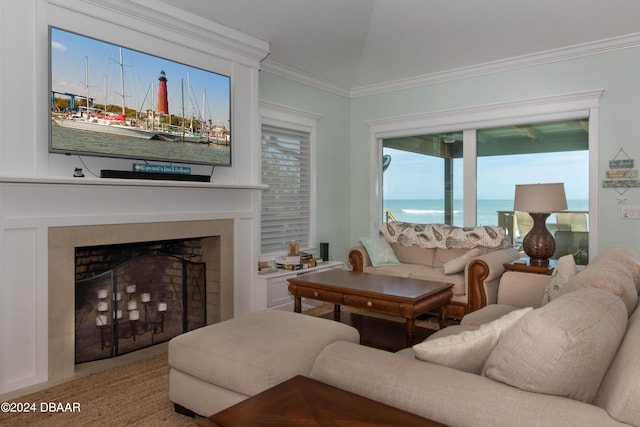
[0, 308, 443, 426]
[0, 354, 195, 427]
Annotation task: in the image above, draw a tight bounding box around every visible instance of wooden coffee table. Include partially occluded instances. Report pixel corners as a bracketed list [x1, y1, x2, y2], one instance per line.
[287, 270, 453, 336]
[198, 375, 448, 427]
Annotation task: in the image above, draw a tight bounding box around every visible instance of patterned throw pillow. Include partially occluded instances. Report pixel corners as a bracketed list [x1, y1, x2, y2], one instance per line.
[359, 237, 400, 267]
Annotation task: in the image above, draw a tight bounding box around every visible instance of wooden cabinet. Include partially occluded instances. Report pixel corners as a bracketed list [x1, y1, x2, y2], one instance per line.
[257, 261, 343, 311]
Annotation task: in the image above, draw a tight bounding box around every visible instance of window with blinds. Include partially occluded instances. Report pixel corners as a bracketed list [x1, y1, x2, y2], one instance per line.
[261, 123, 311, 254]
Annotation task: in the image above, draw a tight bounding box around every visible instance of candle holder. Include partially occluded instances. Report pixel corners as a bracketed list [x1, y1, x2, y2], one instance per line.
[75, 253, 206, 364]
[99, 285, 168, 347]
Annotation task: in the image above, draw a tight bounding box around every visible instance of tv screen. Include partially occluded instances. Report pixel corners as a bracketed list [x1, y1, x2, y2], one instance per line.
[49, 27, 231, 167]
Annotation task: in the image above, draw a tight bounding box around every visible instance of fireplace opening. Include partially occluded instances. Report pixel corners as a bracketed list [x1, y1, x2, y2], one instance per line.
[74, 239, 207, 364]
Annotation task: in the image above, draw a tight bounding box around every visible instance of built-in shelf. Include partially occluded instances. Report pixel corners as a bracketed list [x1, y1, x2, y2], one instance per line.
[0, 175, 268, 190]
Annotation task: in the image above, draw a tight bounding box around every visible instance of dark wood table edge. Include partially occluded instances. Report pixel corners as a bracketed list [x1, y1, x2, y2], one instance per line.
[198, 375, 449, 427]
[288, 271, 453, 336]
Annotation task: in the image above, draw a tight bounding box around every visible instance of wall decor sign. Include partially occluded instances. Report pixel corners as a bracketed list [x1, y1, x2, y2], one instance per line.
[602, 147, 639, 203]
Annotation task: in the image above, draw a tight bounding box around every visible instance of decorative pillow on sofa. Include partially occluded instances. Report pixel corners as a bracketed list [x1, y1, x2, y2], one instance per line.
[442, 248, 481, 274]
[541, 254, 578, 305]
[483, 288, 628, 403]
[412, 307, 532, 374]
[359, 237, 400, 267]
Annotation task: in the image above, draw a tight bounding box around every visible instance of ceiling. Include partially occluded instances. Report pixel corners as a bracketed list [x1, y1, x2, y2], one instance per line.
[164, 0, 640, 93]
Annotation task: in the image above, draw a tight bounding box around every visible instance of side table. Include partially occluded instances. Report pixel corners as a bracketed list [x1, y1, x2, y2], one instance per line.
[504, 257, 556, 275]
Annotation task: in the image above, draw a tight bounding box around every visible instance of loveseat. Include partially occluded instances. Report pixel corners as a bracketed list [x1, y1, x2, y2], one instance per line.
[170, 246, 640, 426]
[348, 222, 520, 319]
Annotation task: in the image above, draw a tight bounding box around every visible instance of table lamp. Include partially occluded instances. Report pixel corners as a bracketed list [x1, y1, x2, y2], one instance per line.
[513, 183, 568, 267]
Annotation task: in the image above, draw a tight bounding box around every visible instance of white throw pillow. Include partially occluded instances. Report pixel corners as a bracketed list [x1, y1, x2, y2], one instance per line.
[541, 254, 578, 305]
[359, 237, 400, 267]
[442, 248, 481, 274]
[412, 307, 533, 374]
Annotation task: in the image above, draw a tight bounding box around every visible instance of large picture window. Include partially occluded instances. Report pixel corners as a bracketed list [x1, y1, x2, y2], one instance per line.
[381, 119, 589, 263]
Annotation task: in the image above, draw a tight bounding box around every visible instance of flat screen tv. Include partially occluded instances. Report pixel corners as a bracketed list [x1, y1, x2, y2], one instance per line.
[49, 27, 231, 167]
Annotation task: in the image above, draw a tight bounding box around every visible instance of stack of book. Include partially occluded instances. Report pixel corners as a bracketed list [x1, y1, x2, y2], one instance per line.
[276, 252, 318, 270]
[258, 261, 276, 274]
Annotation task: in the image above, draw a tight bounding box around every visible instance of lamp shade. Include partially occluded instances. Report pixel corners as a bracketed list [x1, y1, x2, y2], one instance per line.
[513, 183, 568, 213]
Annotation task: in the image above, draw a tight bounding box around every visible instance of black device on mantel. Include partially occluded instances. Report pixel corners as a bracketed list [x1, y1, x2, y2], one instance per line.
[100, 169, 210, 182]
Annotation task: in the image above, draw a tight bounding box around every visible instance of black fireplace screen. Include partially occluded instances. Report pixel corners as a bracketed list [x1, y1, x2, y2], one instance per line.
[75, 254, 206, 364]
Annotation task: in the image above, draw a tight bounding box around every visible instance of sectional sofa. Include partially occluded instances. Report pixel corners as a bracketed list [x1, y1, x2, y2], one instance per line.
[313, 246, 640, 426]
[169, 245, 640, 426]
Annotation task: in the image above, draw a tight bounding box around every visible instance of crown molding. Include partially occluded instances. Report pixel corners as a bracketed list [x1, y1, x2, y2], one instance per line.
[261, 31, 640, 99]
[48, 0, 270, 67]
[260, 60, 351, 97]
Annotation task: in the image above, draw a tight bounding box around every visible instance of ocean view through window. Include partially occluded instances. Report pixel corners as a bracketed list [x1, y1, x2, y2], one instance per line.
[383, 199, 589, 227]
[381, 118, 589, 262]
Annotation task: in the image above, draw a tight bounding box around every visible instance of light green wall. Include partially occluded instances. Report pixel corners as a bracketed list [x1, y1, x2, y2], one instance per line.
[259, 72, 352, 263]
[350, 47, 640, 255]
[261, 45, 640, 260]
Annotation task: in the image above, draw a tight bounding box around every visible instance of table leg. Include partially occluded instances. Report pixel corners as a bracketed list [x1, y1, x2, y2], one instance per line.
[405, 318, 415, 337]
[333, 304, 341, 313]
[294, 296, 302, 313]
[439, 304, 449, 329]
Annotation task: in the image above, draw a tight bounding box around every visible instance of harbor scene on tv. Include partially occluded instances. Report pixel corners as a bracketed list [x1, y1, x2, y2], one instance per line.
[50, 27, 231, 166]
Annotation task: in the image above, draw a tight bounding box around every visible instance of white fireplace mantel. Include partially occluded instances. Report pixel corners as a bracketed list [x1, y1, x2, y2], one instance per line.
[0, 175, 268, 191]
[0, 178, 264, 394]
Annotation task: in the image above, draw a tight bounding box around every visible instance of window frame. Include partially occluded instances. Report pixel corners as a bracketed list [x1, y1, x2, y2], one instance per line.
[367, 90, 603, 260]
[259, 101, 320, 256]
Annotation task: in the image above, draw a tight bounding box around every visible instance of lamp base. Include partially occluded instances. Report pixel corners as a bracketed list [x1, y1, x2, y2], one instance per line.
[522, 212, 555, 267]
[528, 256, 550, 268]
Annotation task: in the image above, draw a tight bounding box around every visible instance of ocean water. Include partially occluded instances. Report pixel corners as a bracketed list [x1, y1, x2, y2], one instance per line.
[384, 199, 589, 227]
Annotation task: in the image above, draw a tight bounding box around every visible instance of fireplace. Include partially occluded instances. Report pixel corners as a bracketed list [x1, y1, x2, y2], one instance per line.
[74, 239, 209, 363]
[48, 219, 234, 381]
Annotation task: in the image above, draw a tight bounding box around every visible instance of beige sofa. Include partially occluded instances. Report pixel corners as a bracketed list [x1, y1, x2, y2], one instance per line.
[312, 246, 640, 426]
[170, 245, 640, 426]
[348, 222, 520, 319]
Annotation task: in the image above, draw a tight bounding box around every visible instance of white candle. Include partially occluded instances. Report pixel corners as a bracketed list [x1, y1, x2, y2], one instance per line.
[157, 302, 167, 312]
[129, 310, 140, 321]
[127, 300, 137, 311]
[116, 292, 122, 301]
[96, 314, 108, 326]
[97, 301, 108, 312]
[97, 289, 108, 299]
[126, 285, 136, 294]
[141, 293, 151, 302]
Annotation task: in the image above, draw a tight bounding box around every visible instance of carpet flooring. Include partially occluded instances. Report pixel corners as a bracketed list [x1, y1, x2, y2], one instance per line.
[0, 354, 195, 427]
[0, 306, 443, 426]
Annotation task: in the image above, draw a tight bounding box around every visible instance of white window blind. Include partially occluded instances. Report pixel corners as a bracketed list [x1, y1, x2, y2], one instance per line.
[261, 123, 311, 254]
